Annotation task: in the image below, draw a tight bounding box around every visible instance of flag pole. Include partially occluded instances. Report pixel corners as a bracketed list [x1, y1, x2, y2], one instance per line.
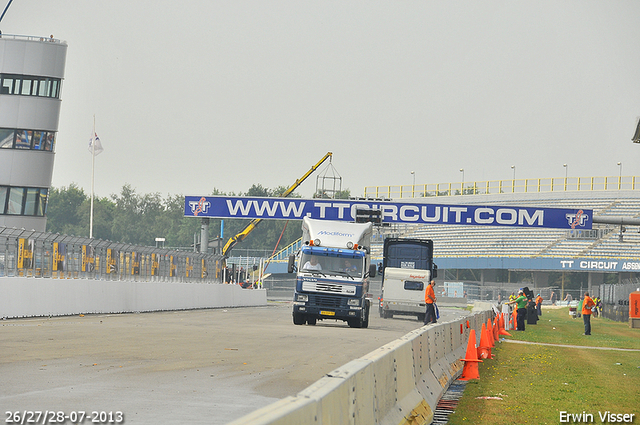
[90, 115, 96, 239]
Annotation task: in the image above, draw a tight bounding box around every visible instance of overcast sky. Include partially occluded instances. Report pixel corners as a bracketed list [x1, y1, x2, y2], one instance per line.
[2, 1, 640, 199]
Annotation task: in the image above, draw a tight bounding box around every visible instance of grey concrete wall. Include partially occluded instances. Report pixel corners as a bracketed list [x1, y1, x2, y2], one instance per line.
[0, 277, 266, 318]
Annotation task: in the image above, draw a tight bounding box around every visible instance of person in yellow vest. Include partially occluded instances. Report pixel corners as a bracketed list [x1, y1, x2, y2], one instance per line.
[509, 292, 516, 302]
[582, 292, 596, 335]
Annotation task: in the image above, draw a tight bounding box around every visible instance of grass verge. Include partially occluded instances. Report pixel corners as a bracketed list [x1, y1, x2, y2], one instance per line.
[448, 308, 640, 424]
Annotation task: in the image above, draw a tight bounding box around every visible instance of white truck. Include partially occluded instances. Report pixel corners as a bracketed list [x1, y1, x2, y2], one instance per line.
[289, 217, 377, 328]
[379, 238, 437, 321]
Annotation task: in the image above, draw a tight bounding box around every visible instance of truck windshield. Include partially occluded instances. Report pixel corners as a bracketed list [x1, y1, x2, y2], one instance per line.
[300, 253, 364, 278]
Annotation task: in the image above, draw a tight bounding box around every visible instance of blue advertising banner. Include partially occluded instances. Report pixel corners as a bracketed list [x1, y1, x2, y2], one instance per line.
[184, 196, 592, 230]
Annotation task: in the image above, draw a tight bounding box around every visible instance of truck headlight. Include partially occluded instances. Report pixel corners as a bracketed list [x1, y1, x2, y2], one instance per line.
[296, 294, 308, 302]
[348, 298, 360, 306]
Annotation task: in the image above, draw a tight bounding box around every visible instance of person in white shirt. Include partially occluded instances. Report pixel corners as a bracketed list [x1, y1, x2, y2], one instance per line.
[303, 256, 322, 270]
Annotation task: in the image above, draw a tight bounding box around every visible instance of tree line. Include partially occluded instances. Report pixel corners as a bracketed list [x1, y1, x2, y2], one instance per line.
[46, 183, 350, 255]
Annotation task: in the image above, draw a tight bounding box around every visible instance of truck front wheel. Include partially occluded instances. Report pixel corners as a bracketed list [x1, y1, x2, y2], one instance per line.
[293, 313, 306, 325]
[362, 302, 370, 329]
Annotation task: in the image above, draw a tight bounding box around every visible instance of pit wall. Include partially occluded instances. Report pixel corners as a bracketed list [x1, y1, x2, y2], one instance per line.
[228, 311, 492, 425]
[0, 277, 266, 318]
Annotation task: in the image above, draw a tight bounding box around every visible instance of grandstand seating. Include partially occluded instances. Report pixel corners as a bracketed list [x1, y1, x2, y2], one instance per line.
[270, 191, 640, 263]
[370, 194, 640, 260]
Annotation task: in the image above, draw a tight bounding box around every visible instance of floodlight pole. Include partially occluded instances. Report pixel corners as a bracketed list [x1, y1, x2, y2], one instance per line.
[90, 116, 96, 239]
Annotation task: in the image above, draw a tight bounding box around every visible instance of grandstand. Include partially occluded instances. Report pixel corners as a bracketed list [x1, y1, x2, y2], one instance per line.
[264, 176, 640, 302]
[383, 191, 640, 260]
[268, 181, 640, 263]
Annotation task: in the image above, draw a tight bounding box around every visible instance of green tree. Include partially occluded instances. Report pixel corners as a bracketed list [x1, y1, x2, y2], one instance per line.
[46, 183, 88, 235]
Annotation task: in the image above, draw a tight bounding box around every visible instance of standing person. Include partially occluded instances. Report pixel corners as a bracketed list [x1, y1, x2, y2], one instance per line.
[582, 292, 596, 335]
[535, 294, 543, 316]
[550, 291, 557, 306]
[507, 290, 528, 331]
[424, 280, 437, 325]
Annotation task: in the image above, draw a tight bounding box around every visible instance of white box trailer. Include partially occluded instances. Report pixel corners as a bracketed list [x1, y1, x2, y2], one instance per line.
[380, 267, 430, 321]
[379, 238, 436, 321]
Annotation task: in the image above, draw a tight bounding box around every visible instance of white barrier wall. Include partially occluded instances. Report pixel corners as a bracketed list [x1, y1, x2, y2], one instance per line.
[228, 311, 492, 425]
[0, 277, 266, 318]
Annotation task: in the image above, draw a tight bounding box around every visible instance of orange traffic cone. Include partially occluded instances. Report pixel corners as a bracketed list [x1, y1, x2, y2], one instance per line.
[459, 329, 482, 380]
[492, 316, 499, 342]
[486, 318, 495, 347]
[499, 313, 512, 337]
[512, 309, 517, 330]
[477, 323, 493, 359]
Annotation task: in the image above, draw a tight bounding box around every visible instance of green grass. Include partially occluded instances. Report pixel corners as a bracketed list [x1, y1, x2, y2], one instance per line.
[448, 308, 640, 425]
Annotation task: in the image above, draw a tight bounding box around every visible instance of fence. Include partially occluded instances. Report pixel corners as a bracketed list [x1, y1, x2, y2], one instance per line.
[364, 175, 640, 199]
[0, 226, 225, 282]
[600, 281, 639, 322]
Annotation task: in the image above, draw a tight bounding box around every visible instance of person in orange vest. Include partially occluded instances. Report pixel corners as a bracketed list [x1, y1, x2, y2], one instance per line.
[424, 280, 437, 325]
[582, 292, 596, 335]
[535, 294, 543, 316]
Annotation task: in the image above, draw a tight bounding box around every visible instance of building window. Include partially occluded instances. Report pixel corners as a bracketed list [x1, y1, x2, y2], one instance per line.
[16, 130, 32, 149]
[7, 187, 25, 215]
[0, 128, 56, 151]
[0, 129, 13, 148]
[0, 186, 49, 216]
[0, 187, 7, 214]
[0, 74, 62, 99]
[37, 189, 48, 216]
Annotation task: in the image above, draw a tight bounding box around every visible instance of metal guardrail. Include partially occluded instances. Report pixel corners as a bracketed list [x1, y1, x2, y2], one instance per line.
[0, 33, 66, 44]
[365, 175, 639, 199]
[0, 226, 225, 282]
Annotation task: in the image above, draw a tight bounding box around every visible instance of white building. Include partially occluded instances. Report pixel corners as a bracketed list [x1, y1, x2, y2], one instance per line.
[0, 34, 67, 231]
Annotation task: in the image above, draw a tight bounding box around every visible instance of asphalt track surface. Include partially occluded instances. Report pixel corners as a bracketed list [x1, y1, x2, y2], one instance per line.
[0, 302, 469, 425]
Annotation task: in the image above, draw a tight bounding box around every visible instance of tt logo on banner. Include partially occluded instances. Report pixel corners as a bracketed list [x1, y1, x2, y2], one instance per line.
[189, 197, 211, 216]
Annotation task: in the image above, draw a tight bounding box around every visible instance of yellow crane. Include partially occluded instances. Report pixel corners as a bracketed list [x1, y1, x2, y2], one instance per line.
[221, 152, 333, 257]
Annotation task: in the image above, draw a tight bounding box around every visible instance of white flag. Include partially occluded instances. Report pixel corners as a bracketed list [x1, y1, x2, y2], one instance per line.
[88, 133, 104, 156]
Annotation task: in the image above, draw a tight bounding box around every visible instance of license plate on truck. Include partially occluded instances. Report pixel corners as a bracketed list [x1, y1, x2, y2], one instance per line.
[320, 311, 335, 316]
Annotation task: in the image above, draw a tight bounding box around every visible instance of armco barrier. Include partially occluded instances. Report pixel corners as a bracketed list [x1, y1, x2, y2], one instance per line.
[228, 310, 492, 425]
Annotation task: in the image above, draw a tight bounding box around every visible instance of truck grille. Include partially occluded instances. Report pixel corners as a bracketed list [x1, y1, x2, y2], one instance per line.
[309, 294, 347, 309]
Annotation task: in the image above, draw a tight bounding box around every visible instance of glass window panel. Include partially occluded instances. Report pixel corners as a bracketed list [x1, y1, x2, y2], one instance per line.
[21, 79, 32, 95]
[51, 80, 59, 98]
[32, 131, 45, 150]
[38, 79, 48, 96]
[0, 187, 7, 214]
[30, 79, 38, 95]
[37, 189, 48, 216]
[1, 77, 14, 94]
[404, 280, 424, 291]
[15, 130, 32, 149]
[7, 187, 24, 215]
[44, 133, 54, 151]
[13, 78, 21, 94]
[24, 188, 38, 216]
[0, 129, 14, 149]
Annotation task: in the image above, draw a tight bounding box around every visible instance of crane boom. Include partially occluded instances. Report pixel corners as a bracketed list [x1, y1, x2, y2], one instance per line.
[221, 152, 333, 257]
